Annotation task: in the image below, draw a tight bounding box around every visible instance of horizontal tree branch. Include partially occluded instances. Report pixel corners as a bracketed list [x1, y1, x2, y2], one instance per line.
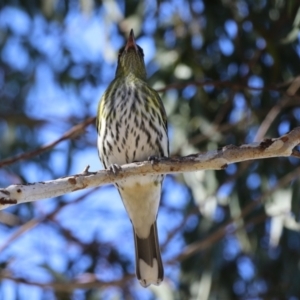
[0, 127, 300, 210]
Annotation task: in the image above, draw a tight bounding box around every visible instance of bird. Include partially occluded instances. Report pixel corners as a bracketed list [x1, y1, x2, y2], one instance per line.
[96, 29, 169, 287]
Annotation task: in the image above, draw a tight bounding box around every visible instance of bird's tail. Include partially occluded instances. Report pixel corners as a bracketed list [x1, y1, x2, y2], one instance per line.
[133, 221, 164, 287]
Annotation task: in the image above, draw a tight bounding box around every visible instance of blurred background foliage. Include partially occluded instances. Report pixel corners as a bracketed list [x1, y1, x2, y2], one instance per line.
[0, 0, 300, 299]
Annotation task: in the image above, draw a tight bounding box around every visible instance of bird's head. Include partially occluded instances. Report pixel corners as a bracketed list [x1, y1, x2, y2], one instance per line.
[115, 29, 147, 79]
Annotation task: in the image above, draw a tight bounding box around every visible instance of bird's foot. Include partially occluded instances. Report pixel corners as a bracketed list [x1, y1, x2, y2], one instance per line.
[109, 164, 122, 174]
[148, 156, 168, 165]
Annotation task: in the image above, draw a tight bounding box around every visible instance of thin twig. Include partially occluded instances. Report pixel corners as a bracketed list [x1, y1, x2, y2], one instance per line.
[254, 97, 294, 142]
[0, 117, 95, 168]
[0, 272, 133, 291]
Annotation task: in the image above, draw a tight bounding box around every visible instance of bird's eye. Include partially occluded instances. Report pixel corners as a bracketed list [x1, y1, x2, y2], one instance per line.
[137, 46, 144, 57]
[118, 47, 125, 58]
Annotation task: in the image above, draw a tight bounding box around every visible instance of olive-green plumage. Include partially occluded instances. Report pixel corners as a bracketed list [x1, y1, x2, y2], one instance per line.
[96, 30, 169, 287]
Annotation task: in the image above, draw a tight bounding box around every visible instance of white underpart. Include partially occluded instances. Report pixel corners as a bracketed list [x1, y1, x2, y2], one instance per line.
[139, 258, 160, 287]
[117, 180, 161, 238]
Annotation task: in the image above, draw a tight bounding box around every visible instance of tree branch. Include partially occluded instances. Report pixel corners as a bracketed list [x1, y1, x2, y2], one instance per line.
[0, 271, 133, 291]
[0, 117, 95, 168]
[156, 78, 296, 94]
[0, 127, 299, 210]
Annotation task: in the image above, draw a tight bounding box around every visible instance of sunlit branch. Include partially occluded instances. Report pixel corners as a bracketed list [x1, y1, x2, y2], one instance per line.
[0, 127, 299, 210]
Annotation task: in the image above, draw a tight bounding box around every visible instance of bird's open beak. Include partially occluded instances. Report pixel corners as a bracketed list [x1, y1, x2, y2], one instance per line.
[125, 29, 138, 51]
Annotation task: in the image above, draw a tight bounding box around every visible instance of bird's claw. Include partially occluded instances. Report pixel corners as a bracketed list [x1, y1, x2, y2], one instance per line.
[148, 156, 169, 165]
[109, 164, 122, 174]
[148, 156, 161, 165]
